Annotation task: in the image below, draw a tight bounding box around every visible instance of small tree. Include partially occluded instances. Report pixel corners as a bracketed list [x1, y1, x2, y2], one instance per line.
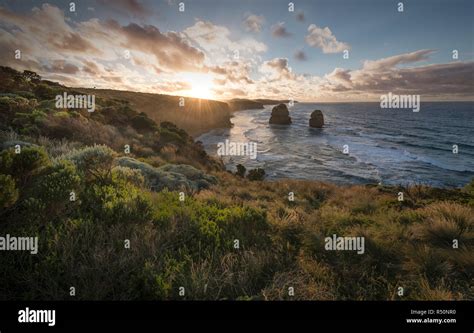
[23, 70, 41, 82]
[0, 174, 19, 209]
[247, 168, 265, 181]
[235, 164, 246, 177]
[0, 146, 50, 187]
[64, 145, 116, 183]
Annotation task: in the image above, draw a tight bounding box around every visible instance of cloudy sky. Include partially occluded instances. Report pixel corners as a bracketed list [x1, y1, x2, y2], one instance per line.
[1, 0, 473, 101]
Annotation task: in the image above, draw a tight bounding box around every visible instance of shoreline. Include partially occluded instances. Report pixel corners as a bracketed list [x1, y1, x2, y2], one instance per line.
[195, 104, 474, 188]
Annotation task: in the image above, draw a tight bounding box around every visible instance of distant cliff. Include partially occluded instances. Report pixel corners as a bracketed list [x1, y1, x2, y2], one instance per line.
[79, 89, 232, 137]
[227, 98, 264, 111]
[226, 98, 298, 112]
[254, 99, 297, 105]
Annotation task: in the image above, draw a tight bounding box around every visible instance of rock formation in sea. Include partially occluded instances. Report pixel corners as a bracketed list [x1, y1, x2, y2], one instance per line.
[269, 103, 292, 125]
[309, 109, 324, 128]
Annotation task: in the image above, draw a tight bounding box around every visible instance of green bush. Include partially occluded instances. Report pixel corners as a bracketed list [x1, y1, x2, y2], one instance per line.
[159, 121, 188, 145]
[247, 168, 265, 181]
[64, 145, 116, 183]
[17, 161, 81, 221]
[0, 174, 19, 209]
[463, 178, 474, 206]
[236, 164, 246, 177]
[117, 157, 216, 191]
[80, 178, 152, 224]
[112, 166, 145, 188]
[29, 160, 81, 205]
[131, 113, 158, 132]
[34, 83, 56, 100]
[23, 70, 41, 82]
[0, 146, 50, 185]
[16, 91, 36, 99]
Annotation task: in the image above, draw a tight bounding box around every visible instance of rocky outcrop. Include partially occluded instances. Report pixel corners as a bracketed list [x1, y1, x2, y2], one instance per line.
[309, 110, 324, 128]
[269, 103, 292, 125]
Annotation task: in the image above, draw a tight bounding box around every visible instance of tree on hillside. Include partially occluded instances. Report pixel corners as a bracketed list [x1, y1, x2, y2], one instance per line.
[22, 70, 41, 82]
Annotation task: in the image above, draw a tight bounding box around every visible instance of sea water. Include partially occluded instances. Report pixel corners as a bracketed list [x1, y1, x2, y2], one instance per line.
[197, 102, 474, 187]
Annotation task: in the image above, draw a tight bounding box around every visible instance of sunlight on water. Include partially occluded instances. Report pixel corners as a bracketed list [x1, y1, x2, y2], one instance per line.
[198, 102, 474, 187]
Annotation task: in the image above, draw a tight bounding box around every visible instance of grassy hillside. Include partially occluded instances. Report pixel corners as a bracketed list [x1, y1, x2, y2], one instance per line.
[226, 98, 297, 111]
[0, 66, 223, 171]
[79, 88, 232, 137]
[0, 67, 472, 300]
[227, 98, 264, 111]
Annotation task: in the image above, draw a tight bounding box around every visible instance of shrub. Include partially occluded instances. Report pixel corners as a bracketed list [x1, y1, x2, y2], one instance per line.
[463, 178, 474, 206]
[80, 179, 152, 225]
[0, 174, 19, 209]
[63, 145, 116, 183]
[23, 70, 41, 82]
[236, 164, 246, 177]
[158, 164, 217, 187]
[159, 128, 186, 145]
[29, 160, 81, 205]
[1, 140, 34, 151]
[159, 121, 188, 145]
[16, 91, 36, 99]
[411, 202, 473, 247]
[112, 166, 145, 187]
[34, 83, 56, 100]
[117, 157, 184, 191]
[247, 168, 265, 181]
[117, 157, 216, 191]
[131, 113, 158, 132]
[0, 146, 50, 185]
[0, 96, 36, 115]
[218, 205, 269, 248]
[36, 136, 81, 159]
[132, 261, 172, 299]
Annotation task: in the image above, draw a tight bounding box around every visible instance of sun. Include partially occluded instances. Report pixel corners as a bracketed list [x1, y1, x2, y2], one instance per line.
[182, 73, 215, 99]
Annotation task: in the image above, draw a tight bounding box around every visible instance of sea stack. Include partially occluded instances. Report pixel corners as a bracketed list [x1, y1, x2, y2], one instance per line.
[269, 103, 292, 125]
[309, 110, 324, 128]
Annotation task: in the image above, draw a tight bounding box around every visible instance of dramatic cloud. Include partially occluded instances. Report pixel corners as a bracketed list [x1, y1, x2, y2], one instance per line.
[305, 24, 350, 53]
[0, 4, 207, 90]
[361, 49, 434, 71]
[260, 58, 295, 80]
[0, 3, 470, 102]
[45, 60, 79, 74]
[106, 20, 206, 72]
[271, 22, 292, 37]
[243, 14, 265, 33]
[325, 68, 351, 84]
[209, 61, 254, 85]
[322, 50, 474, 99]
[183, 20, 267, 63]
[97, 0, 152, 18]
[0, 4, 99, 55]
[82, 60, 101, 75]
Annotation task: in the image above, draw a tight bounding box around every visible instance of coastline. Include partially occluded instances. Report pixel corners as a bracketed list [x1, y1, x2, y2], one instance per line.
[1, 67, 473, 303]
[196, 102, 474, 188]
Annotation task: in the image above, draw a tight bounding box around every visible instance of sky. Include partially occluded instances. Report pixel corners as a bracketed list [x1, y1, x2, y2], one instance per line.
[0, 0, 473, 101]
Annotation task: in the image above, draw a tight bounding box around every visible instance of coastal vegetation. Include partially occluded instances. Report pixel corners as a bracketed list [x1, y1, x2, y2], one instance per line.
[0, 67, 472, 300]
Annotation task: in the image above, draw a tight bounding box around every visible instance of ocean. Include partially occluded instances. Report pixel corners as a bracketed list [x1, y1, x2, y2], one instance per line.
[197, 102, 474, 187]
